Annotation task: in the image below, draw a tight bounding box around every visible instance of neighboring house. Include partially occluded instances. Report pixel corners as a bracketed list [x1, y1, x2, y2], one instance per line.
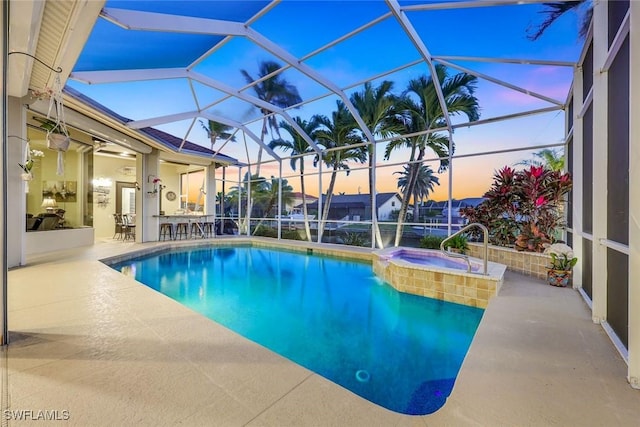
[302, 193, 402, 221]
[441, 197, 486, 223]
[287, 192, 318, 216]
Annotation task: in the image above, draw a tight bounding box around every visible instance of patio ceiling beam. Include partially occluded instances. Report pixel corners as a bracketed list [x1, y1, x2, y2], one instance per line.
[243, 28, 376, 145]
[100, 8, 246, 36]
[386, 0, 453, 133]
[70, 67, 186, 84]
[127, 110, 281, 161]
[437, 59, 565, 107]
[90, 9, 356, 152]
[188, 71, 323, 155]
[200, 112, 281, 161]
[128, 111, 201, 129]
[299, 12, 392, 62]
[72, 66, 321, 156]
[401, 0, 558, 12]
[433, 55, 576, 67]
[451, 105, 562, 130]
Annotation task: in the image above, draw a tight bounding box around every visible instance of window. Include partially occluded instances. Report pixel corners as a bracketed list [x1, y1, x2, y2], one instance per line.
[180, 169, 206, 212]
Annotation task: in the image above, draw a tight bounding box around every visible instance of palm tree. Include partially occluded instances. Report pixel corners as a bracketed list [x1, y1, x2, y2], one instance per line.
[315, 101, 366, 241]
[255, 176, 295, 221]
[240, 60, 302, 178]
[526, 1, 591, 41]
[350, 81, 403, 248]
[395, 164, 440, 221]
[201, 120, 236, 224]
[199, 120, 236, 151]
[269, 116, 322, 241]
[228, 172, 268, 233]
[386, 65, 480, 246]
[517, 148, 565, 171]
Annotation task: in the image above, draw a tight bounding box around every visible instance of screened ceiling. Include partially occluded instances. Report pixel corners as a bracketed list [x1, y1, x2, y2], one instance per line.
[66, 0, 585, 169]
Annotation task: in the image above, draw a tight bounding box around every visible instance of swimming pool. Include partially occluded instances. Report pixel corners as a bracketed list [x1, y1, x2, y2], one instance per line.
[108, 244, 484, 415]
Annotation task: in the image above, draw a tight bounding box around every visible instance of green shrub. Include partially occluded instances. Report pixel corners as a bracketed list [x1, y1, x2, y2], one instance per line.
[419, 235, 444, 249]
[340, 232, 368, 247]
[282, 229, 303, 240]
[252, 225, 277, 238]
[444, 234, 469, 254]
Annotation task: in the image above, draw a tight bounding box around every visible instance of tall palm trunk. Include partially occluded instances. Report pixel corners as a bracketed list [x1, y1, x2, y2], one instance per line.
[255, 117, 268, 183]
[368, 151, 383, 248]
[394, 145, 422, 246]
[299, 166, 312, 241]
[318, 163, 339, 242]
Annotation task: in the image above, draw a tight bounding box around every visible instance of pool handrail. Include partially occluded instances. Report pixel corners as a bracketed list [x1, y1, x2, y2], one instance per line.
[440, 222, 489, 275]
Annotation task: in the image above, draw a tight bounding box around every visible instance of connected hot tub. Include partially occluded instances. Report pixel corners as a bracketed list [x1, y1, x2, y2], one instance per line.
[373, 247, 506, 309]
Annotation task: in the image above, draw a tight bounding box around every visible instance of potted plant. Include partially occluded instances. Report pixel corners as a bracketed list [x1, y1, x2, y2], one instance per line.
[18, 145, 45, 192]
[544, 243, 578, 287]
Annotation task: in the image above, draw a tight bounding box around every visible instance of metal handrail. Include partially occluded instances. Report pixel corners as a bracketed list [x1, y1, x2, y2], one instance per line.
[440, 222, 489, 275]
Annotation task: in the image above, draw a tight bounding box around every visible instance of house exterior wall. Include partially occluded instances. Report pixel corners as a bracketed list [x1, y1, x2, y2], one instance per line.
[573, 0, 638, 388]
[378, 196, 400, 220]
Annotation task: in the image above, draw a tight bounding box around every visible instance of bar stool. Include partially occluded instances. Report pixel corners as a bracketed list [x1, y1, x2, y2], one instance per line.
[190, 222, 203, 239]
[175, 222, 190, 240]
[159, 223, 174, 241]
[203, 222, 215, 237]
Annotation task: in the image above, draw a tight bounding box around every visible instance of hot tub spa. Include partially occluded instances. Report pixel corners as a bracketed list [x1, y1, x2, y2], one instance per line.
[373, 247, 506, 309]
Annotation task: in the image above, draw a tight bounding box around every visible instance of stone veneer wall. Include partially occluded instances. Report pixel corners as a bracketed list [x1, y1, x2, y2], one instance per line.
[467, 243, 550, 280]
[372, 259, 502, 309]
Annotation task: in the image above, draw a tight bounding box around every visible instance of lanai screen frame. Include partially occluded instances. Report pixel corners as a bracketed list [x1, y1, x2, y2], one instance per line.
[68, 0, 580, 248]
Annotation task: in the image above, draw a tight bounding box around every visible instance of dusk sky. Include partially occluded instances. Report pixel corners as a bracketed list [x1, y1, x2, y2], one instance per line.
[68, 0, 585, 201]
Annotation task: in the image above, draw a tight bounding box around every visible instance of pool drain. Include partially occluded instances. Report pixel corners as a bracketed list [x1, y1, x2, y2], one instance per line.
[355, 369, 370, 383]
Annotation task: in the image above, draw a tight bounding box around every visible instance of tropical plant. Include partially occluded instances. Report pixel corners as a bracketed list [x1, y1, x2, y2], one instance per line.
[419, 234, 444, 249]
[350, 81, 403, 248]
[516, 148, 564, 171]
[315, 100, 366, 241]
[385, 66, 480, 246]
[201, 120, 236, 220]
[228, 172, 268, 232]
[461, 165, 573, 252]
[545, 243, 578, 270]
[251, 176, 295, 234]
[526, 1, 592, 41]
[199, 120, 236, 151]
[395, 164, 440, 222]
[240, 60, 302, 178]
[444, 234, 469, 254]
[269, 116, 322, 241]
[282, 229, 303, 241]
[339, 231, 369, 247]
[252, 225, 278, 238]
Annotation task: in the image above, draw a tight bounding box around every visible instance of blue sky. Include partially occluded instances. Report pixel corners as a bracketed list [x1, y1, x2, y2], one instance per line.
[67, 0, 585, 199]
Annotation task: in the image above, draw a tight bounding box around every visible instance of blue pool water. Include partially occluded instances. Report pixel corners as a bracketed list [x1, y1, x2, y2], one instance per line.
[109, 246, 484, 415]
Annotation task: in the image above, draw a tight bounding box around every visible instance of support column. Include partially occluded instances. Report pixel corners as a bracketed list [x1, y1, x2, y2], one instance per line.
[205, 163, 216, 216]
[590, 0, 608, 323]
[571, 68, 584, 289]
[1, 0, 7, 345]
[137, 148, 160, 242]
[628, 0, 640, 390]
[7, 97, 26, 267]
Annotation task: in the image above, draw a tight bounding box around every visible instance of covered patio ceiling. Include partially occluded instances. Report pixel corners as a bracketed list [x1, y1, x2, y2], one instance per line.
[16, 0, 586, 165]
